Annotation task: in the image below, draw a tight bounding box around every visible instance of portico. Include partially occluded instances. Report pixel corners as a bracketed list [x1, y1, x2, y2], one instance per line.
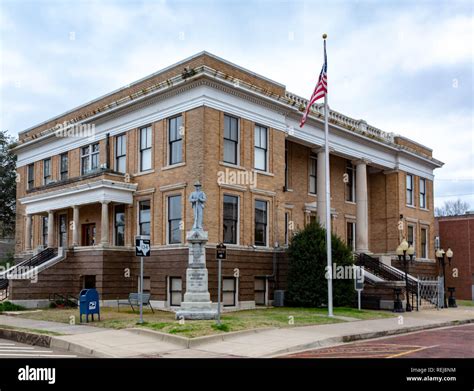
[19, 179, 137, 250]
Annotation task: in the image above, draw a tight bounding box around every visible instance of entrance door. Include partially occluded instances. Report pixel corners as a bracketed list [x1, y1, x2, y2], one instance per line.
[58, 214, 68, 247]
[82, 223, 96, 246]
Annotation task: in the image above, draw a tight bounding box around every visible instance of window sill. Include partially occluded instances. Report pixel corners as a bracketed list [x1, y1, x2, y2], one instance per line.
[419, 208, 430, 212]
[284, 188, 293, 192]
[254, 170, 274, 177]
[162, 162, 186, 171]
[406, 204, 416, 209]
[345, 200, 356, 205]
[308, 193, 317, 198]
[133, 169, 155, 177]
[219, 161, 245, 170]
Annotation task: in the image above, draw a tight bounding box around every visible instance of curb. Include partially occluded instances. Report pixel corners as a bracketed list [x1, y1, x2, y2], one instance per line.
[267, 318, 474, 358]
[0, 327, 52, 348]
[49, 337, 114, 358]
[126, 327, 276, 348]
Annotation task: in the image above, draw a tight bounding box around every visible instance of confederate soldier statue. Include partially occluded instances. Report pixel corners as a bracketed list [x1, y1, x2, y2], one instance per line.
[189, 181, 206, 231]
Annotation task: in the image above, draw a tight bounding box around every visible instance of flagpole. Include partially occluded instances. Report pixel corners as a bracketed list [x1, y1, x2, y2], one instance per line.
[322, 33, 334, 317]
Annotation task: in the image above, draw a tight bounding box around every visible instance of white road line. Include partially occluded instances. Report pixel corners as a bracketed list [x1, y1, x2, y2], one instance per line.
[0, 346, 38, 350]
[0, 343, 16, 346]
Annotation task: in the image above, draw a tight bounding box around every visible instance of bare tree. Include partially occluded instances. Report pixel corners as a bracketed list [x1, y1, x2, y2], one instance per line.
[435, 199, 471, 217]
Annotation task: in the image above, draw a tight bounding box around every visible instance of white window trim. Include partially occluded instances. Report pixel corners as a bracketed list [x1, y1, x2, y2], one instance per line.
[222, 276, 239, 308]
[254, 199, 269, 248]
[223, 113, 240, 167]
[43, 158, 52, 185]
[346, 220, 356, 252]
[309, 155, 317, 195]
[168, 115, 184, 167]
[406, 174, 415, 206]
[254, 125, 269, 173]
[167, 276, 183, 307]
[139, 126, 153, 173]
[407, 223, 416, 249]
[80, 143, 100, 176]
[420, 227, 429, 259]
[419, 178, 426, 209]
[137, 199, 152, 238]
[113, 204, 126, 247]
[223, 194, 240, 246]
[166, 194, 183, 245]
[115, 134, 127, 173]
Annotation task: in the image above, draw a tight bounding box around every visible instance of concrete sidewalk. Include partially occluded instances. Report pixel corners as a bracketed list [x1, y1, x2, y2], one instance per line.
[1, 307, 473, 358]
[0, 314, 99, 335]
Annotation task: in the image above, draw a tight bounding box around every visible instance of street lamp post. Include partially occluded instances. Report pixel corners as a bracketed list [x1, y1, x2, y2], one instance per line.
[396, 239, 415, 312]
[436, 247, 453, 309]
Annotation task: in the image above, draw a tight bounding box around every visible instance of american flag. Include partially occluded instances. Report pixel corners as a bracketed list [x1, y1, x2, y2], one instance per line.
[300, 40, 327, 128]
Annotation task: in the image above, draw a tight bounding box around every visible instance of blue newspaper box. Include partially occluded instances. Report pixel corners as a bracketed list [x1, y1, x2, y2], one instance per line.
[79, 289, 100, 323]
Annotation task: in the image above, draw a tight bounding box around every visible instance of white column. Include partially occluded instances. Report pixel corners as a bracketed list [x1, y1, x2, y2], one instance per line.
[355, 161, 369, 253]
[25, 214, 32, 251]
[72, 205, 80, 247]
[316, 149, 326, 227]
[47, 210, 54, 248]
[100, 201, 110, 246]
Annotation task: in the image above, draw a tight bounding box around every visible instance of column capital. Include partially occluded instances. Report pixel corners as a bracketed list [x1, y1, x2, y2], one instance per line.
[100, 200, 111, 205]
[351, 158, 371, 166]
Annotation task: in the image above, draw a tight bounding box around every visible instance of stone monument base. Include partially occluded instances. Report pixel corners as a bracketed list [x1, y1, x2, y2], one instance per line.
[175, 229, 217, 320]
[175, 303, 217, 320]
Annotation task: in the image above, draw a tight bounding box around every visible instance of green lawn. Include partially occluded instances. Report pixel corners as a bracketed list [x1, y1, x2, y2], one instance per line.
[457, 300, 474, 307]
[15, 306, 395, 338]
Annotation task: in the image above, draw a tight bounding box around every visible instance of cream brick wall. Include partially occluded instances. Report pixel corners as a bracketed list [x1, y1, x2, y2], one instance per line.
[15, 107, 437, 259]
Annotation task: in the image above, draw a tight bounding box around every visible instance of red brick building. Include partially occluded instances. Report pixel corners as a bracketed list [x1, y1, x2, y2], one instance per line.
[436, 212, 474, 301]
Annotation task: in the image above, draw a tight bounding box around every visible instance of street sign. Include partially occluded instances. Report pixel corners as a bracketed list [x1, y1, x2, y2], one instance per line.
[135, 236, 151, 257]
[216, 243, 227, 261]
[216, 243, 227, 326]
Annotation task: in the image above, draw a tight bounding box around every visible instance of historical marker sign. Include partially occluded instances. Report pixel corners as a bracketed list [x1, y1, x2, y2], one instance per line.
[216, 243, 227, 261]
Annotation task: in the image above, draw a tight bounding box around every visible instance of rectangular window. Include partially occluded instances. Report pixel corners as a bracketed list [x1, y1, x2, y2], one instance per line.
[169, 116, 183, 165]
[254, 125, 268, 171]
[140, 126, 152, 171]
[421, 227, 428, 258]
[168, 195, 182, 244]
[223, 277, 237, 307]
[419, 178, 426, 209]
[345, 161, 356, 202]
[223, 195, 238, 244]
[27, 164, 34, 190]
[284, 212, 290, 246]
[138, 276, 151, 294]
[406, 174, 414, 206]
[346, 221, 356, 251]
[114, 205, 125, 246]
[407, 224, 415, 247]
[115, 134, 127, 174]
[169, 277, 182, 306]
[139, 200, 151, 236]
[60, 153, 68, 181]
[59, 214, 67, 247]
[254, 200, 268, 246]
[43, 158, 52, 185]
[42, 216, 48, 247]
[81, 143, 100, 175]
[284, 142, 289, 190]
[255, 277, 266, 306]
[309, 156, 317, 194]
[223, 114, 239, 165]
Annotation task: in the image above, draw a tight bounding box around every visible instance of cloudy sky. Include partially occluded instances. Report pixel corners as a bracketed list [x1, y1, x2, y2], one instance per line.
[1, 0, 472, 208]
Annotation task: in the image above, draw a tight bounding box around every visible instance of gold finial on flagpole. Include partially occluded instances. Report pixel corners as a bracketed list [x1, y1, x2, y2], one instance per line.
[322, 33, 327, 39]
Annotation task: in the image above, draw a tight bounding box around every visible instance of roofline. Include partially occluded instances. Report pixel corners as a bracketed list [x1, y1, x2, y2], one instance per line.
[19, 51, 285, 135]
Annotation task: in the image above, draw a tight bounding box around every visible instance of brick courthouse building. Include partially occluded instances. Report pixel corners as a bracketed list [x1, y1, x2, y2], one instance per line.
[8, 52, 443, 309]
